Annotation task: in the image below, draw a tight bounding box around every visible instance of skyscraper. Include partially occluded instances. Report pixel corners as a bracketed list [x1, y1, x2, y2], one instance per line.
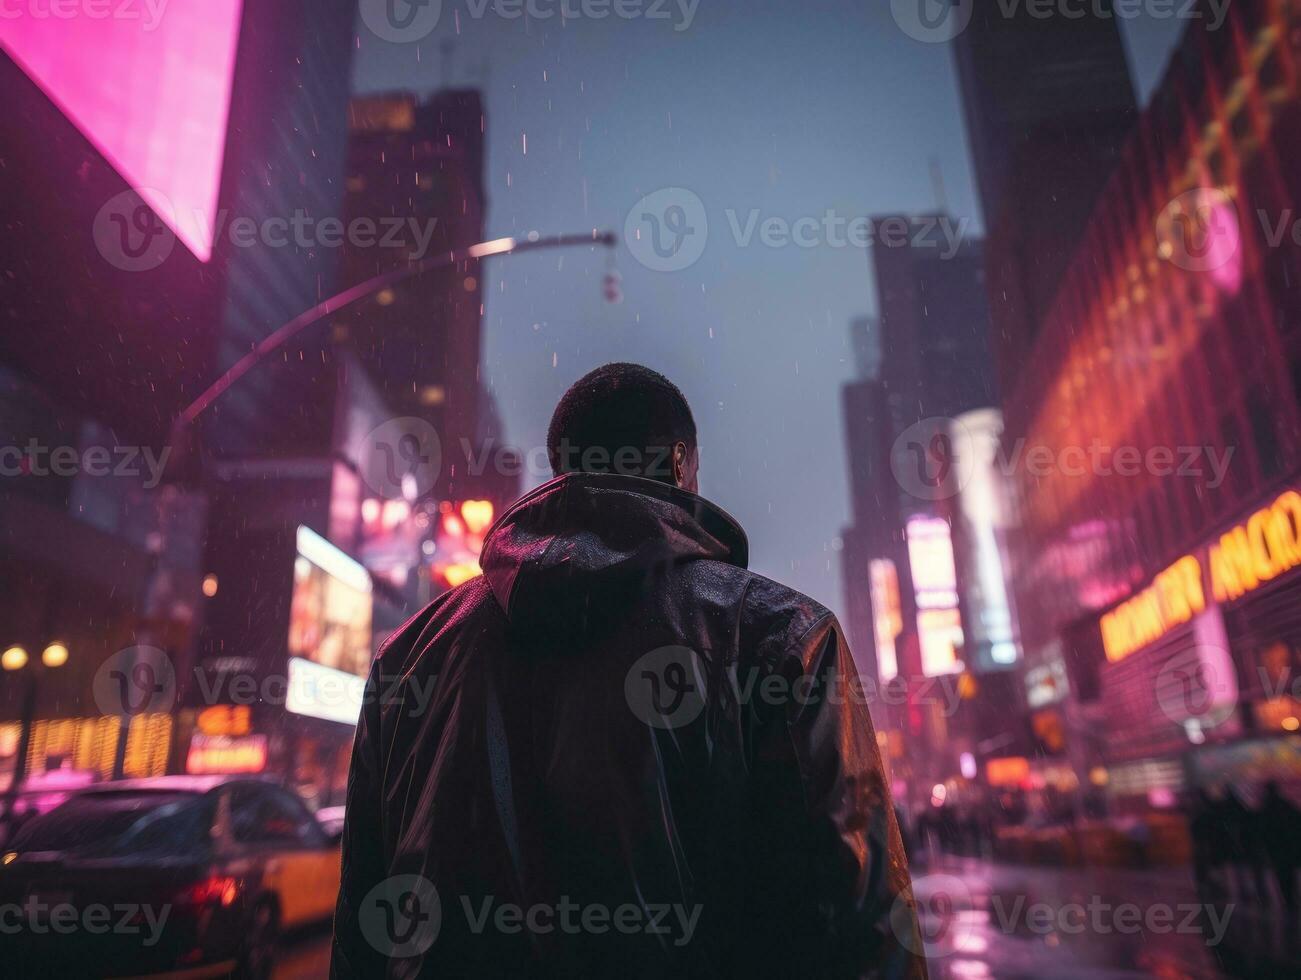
[203, 0, 360, 460]
[871, 214, 998, 434]
[340, 90, 489, 479]
[842, 218, 1027, 806]
[0, 0, 361, 788]
[839, 362, 896, 686]
[952, 2, 1138, 390]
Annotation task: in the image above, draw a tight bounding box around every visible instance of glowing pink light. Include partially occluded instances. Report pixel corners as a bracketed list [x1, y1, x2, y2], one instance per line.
[1204, 199, 1243, 296]
[0, 1, 244, 261]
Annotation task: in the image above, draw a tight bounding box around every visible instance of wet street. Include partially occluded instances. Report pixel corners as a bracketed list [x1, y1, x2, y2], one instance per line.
[270, 856, 1301, 979]
[912, 857, 1299, 980]
[272, 926, 333, 980]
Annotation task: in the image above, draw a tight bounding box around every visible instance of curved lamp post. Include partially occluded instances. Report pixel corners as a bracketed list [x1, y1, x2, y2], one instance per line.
[174, 230, 618, 436]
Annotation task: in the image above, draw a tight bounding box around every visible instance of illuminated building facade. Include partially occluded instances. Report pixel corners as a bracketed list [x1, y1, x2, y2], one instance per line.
[0, 1, 362, 796]
[991, 0, 1301, 802]
[840, 225, 1024, 809]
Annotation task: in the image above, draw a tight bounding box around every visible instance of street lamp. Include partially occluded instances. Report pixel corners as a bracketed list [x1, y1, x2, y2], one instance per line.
[40, 643, 69, 669]
[1, 640, 68, 815]
[173, 230, 618, 435]
[1, 646, 27, 671]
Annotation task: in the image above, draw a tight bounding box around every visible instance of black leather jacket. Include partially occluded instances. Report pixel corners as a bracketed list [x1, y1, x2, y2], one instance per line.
[332, 473, 925, 978]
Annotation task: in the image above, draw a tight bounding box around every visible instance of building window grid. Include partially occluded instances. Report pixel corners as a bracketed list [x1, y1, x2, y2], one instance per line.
[1022, 2, 1301, 625]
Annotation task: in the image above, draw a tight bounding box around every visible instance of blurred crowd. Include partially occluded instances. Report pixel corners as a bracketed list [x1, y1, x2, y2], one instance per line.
[1191, 783, 1301, 911]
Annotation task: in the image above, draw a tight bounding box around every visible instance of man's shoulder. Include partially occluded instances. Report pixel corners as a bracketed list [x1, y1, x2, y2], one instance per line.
[689, 559, 836, 659]
[374, 576, 502, 672]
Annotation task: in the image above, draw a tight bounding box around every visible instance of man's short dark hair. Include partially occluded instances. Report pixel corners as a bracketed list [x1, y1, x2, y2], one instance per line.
[547, 362, 696, 483]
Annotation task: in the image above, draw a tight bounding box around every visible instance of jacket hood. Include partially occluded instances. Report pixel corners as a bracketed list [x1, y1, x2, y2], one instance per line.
[480, 473, 748, 632]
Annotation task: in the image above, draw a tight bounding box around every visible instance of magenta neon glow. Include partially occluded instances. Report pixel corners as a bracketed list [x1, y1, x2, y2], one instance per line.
[0, 1, 244, 261]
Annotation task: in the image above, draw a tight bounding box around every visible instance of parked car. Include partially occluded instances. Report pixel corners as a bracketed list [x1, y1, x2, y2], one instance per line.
[0, 768, 101, 848]
[0, 775, 341, 978]
[313, 805, 346, 842]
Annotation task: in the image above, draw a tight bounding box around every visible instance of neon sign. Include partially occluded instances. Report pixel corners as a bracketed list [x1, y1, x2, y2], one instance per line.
[0, 1, 244, 261]
[1100, 555, 1204, 663]
[186, 734, 267, 775]
[1208, 491, 1301, 603]
[1100, 490, 1301, 663]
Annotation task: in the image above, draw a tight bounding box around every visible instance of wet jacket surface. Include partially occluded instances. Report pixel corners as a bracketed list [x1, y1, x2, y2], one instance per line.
[331, 473, 926, 978]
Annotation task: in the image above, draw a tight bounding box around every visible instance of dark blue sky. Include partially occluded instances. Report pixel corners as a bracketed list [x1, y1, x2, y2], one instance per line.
[353, 1, 1182, 621]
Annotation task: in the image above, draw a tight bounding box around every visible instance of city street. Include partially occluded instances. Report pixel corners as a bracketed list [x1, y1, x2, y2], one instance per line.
[912, 857, 1298, 980]
[269, 857, 1301, 979]
[7, 1, 1301, 977]
[271, 925, 333, 980]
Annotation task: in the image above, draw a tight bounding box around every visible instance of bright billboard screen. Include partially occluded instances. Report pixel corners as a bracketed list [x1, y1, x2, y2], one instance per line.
[288, 525, 373, 680]
[0, 0, 244, 261]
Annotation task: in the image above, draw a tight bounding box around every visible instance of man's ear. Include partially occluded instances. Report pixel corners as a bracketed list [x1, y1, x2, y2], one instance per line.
[672, 441, 688, 488]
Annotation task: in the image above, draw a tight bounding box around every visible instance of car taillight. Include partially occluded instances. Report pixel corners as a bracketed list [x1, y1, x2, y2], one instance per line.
[180, 874, 240, 908]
